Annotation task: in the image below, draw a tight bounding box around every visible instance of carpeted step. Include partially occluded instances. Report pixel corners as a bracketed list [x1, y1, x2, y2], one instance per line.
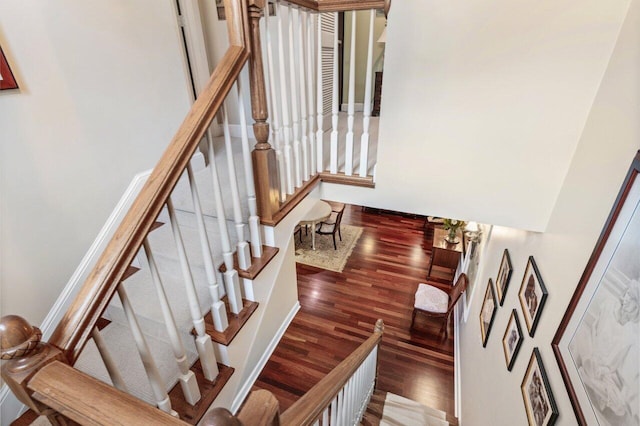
[74, 321, 198, 407]
[380, 393, 449, 426]
[360, 389, 386, 426]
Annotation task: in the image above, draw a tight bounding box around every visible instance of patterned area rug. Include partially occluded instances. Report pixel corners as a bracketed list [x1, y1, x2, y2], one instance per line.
[294, 224, 363, 273]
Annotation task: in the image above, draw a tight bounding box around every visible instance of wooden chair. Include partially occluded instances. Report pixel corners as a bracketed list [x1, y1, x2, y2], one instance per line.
[315, 209, 344, 250]
[293, 225, 303, 243]
[411, 273, 469, 338]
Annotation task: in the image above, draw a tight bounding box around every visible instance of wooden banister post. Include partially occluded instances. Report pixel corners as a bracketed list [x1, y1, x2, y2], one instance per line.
[0, 315, 70, 424]
[248, 0, 281, 224]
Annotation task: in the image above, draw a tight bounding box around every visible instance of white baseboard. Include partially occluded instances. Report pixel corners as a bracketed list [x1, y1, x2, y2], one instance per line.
[0, 170, 152, 424]
[230, 301, 301, 414]
[454, 304, 462, 424]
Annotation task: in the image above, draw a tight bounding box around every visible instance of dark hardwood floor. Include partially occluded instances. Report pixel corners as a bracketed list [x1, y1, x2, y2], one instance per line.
[252, 205, 457, 417]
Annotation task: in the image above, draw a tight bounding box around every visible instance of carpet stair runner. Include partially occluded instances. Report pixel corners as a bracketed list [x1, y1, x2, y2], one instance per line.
[378, 393, 455, 426]
[19, 144, 260, 425]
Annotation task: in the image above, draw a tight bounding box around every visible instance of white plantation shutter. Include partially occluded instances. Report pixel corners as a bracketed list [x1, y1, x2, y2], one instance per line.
[320, 12, 335, 116]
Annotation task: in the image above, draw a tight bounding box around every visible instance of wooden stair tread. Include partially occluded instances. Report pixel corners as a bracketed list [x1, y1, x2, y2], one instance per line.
[169, 361, 234, 425]
[219, 245, 279, 280]
[198, 298, 259, 346]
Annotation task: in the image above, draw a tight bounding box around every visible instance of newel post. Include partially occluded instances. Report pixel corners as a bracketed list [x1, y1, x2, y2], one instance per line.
[247, 0, 281, 224]
[0, 315, 71, 425]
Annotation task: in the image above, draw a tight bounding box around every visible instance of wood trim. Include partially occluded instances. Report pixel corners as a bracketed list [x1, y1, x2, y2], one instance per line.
[49, 47, 249, 364]
[285, 0, 387, 12]
[29, 361, 186, 425]
[261, 175, 321, 226]
[237, 390, 280, 426]
[319, 172, 375, 188]
[279, 320, 384, 425]
[219, 245, 279, 280]
[200, 299, 260, 346]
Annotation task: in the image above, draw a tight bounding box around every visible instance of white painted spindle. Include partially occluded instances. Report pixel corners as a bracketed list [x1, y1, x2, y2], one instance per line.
[206, 136, 244, 315]
[298, 9, 310, 181]
[91, 328, 128, 393]
[235, 77, 263, 258]
[306, 10, 317, 176]
[263, 1, 286, 200]
[329, 12, 339, 175]
[322, 405, 329, 425]
[166, 199, 219, 381]
[359, 10, 376, 178]
[142, 238, 202, 404]
[185, 165, 228, 333]
[116, 285, 178, 417]
[316, 14, 324, 173]
[330, 394, 338, 424]
[277, 1, 294, 195]
[288, 4, 302, 188]
[344, 11, 357, 176]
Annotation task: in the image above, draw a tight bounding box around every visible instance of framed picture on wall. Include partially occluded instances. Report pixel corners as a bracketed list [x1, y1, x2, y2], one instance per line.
[0, 45, 19, 90]
[521, 348, 559, 426]
[502, 309, 523, 371]
[479, 278, 497, 347]
[496, 248, 513, 305]
[518, 256, 548, 337]
[552, 151, 640, 425]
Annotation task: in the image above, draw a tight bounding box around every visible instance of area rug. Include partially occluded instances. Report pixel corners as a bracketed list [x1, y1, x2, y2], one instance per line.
[294, 224, 363, 272]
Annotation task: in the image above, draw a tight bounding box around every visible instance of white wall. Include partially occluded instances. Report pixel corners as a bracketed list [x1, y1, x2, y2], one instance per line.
[0, 0, 192, 326]
[322, 0, 632, 232]
[458, 0, 640, 423]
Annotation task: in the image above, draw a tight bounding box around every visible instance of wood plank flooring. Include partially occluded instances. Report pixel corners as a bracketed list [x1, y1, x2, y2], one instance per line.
[252, 205, 457, 417]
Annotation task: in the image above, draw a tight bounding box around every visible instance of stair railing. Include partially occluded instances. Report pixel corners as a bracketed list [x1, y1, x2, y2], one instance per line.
[207, 319, 385, 426]
[252, 0, 390, 226]
[0, 0, 279, 423]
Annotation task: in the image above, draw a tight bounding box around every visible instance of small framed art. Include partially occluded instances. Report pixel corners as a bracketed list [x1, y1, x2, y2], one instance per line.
[496, 248, 513, 305]
[479, 278, 497, 347]
[521, 348, 559, 426]
[502, 309, 523, 371]
[0, 45, 19, 90]
[518, 256, 547, 337]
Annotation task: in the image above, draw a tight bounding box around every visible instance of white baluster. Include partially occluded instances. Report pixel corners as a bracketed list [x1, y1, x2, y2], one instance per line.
[142, 238, 202, 405]
[288, 4, 302, 188]
[91, 328, 128, 393]
[116, 285, 178, 417]
[330, 394, 338, 425]
[298, 8, 310, 181]
[207, 136, 244, 315]
[306, 10, 317, 176]
[360, 10, 376, 178]
[322, 405, 329, 425]
[222, 104, 251, 270]
[184, 165, 228, 333]
[316, 13, 324, 173]
[166, 199, 220, 381]
[344, 11, 357, 176]
[263, 1, 286, 200]
[329, 12, 339, 175]
[277, 1, 294, 195]
[235, 77, 263, 259]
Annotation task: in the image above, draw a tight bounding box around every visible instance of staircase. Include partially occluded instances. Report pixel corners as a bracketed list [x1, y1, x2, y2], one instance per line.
[1, 0, 393, 424]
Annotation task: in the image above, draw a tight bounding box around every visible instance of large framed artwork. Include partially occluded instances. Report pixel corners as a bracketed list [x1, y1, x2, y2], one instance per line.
[496, 248, 513, 306]
[521, 348, 559, 426]
[0, 45, 19, 90]
[552, 151, 640, 425]
[518, 256, 548, 337]
[479, 278, 497, 347]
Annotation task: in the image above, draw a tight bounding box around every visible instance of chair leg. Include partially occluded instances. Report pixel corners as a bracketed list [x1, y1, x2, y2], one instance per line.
[332, 234, 337, 250]
[338, 226, 342, 241]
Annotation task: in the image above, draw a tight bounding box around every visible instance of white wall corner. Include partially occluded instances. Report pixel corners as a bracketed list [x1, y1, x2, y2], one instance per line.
[230, 301, 301, 414]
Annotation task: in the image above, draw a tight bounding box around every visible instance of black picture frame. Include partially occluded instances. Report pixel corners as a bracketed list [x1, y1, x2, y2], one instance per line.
[479, 278, 497, 347]
[518, 256, 547, 337]
[502, 309, 523, 371]
[495, 248, 513, 306]
[552, 151, 640, 425]
[521, 348, 559, 426]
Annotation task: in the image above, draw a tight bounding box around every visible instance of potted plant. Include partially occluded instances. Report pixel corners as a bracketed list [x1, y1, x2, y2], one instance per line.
[443, 218, 466, 244]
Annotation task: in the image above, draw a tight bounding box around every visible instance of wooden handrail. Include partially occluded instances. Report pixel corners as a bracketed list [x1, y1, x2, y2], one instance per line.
[284, 0, 386, 12]
[279, 319, 384, 425]
[47, 0, 254, 364]
[29, 361, 187, 425]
